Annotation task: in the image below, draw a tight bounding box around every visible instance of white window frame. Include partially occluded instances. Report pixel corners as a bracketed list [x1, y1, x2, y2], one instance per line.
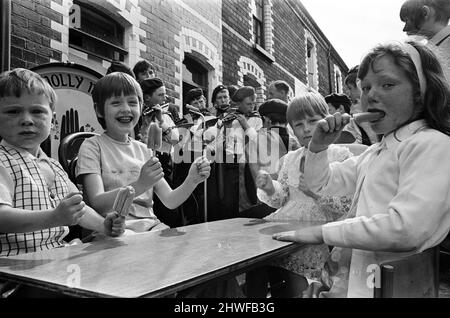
[305, 31, 318, 91]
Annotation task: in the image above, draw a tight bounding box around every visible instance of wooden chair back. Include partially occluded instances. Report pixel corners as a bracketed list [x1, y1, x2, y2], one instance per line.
[373, 246, 439, 298]
[58, 132, 99, 184]
[57, 132, 98, 242]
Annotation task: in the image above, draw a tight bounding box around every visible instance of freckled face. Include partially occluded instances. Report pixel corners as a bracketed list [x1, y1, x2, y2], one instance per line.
[359, 55, 416, 135]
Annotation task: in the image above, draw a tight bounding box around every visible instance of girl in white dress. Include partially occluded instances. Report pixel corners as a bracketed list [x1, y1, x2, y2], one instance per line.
[255, 92, 353, 297]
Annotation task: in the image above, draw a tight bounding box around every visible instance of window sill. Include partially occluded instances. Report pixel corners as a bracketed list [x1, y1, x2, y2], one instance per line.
[71, 28, 127, 54]
[253, 44, 275, 63]
[69, 44, 126, 63]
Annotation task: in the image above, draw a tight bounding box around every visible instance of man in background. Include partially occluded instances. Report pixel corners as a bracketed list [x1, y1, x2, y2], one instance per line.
[267, 80, 290, 103]
[400, 0, 450, 81]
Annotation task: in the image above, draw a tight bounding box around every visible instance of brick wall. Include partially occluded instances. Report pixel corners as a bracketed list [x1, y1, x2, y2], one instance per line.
[271, 0, 305, 82]
[223, 0, 252, 42]
[8, 0, 346, 99]
[139, 0, 182, 100]
[138, 0, 222, 102]
[8, 0, 223, 106]
[181, 0, 222, 29]
[10, 0, 62, 69]
[222, 0, 347, 97]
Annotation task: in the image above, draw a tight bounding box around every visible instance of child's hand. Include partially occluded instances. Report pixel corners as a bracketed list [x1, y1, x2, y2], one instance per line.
[256, 170, 275, 196]
[217, 119, 224, 129]
[272, 225, 324, 244]
[235, 114, 250, 130]
[137, 157, 164, 190]
[309, 113, 351, 153]
[53, 192, 86, 226]
[103, 212, 125, 237]
[152, 104, 163, 123]
[187, 156, 211, 185]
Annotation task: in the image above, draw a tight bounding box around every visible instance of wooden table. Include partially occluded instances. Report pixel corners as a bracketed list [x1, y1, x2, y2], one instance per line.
[0, 218, 321, 298]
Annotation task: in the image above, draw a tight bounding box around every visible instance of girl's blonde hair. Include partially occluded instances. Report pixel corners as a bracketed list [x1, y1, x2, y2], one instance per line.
[92, 72, 143, 129]
[0, 68, 57, 110]
[286, 92, 329, 127]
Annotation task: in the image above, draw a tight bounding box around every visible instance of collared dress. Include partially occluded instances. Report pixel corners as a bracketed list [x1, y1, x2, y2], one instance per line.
[258, 145, 353, 280]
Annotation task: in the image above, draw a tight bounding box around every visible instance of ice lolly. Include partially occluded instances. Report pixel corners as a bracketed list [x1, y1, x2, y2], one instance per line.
[147, 121, 162, 152]
[353, 112, 384, 125]
[299, 155, 305, 174]
[112, 186, 135, 217]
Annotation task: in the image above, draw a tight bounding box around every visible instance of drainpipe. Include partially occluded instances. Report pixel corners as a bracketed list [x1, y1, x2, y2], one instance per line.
[327, 46, 332, 94]
[1, 0, 11, 72]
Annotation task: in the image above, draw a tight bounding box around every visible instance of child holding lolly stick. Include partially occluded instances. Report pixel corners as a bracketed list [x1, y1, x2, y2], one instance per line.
[76, 72, 210, 233]
[274, 40, 450, 298]
[0, 68, 125, 257]
[247, 92, 353, 297]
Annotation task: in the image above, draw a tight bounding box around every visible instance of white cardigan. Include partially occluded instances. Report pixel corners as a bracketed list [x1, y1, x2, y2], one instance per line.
[304, 120, 450, 297]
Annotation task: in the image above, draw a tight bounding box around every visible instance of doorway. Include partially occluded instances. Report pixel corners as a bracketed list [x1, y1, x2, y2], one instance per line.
[182, 55, 208, 115]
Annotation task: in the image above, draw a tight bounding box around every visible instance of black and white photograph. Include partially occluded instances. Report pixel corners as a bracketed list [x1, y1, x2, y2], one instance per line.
[0, 0, 450, 304]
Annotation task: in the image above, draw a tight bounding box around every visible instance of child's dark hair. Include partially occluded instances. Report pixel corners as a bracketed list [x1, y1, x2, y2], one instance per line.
[264, 113, 287, 124]
[325, 93, 352, 114]
[92, 72, 143, 129]
[133, 60, 156, 78]
[358, 40, 450, 136]
[286, 92, 329, 127]
[0, 68, 57, 110]
[106, 60, 135, 78]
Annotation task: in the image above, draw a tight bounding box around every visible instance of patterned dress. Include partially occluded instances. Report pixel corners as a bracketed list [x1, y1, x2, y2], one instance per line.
[257, 145, 353, 280]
